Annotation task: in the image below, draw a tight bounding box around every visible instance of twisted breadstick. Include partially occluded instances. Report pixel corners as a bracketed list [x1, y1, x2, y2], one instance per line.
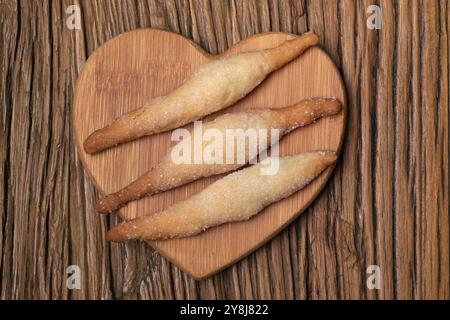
[95, 98, 341, 213]
[107, 151, 337, 242]
[84, 33, 319, 154]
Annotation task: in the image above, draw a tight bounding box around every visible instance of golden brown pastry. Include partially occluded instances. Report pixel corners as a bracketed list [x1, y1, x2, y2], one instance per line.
[106, 151, 337, 242]
[84, 33, 320, 154]
[95, 98, 341, 213]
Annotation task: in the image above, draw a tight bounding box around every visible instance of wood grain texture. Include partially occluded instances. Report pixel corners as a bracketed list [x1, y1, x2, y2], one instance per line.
[0, 0, 449, 299]
[73, 29, 346, 279]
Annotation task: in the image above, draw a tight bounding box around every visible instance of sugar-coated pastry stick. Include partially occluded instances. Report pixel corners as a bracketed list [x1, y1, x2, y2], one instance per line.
[84, 33, 320, 154]
[95, 98, 341, 213]
[106, 151, 337, 242]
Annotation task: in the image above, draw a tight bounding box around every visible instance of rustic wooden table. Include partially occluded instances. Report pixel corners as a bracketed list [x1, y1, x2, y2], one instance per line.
[0, 0, 448, 300]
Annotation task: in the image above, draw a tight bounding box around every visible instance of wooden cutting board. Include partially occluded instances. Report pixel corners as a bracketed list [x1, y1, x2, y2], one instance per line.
[73, 29, 346, 279]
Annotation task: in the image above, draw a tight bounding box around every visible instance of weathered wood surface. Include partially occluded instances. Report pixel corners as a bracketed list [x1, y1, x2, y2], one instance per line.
[0, 0, 448, 299]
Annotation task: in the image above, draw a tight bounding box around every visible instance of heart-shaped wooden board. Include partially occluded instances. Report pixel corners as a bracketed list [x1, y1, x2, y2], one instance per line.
[73, 29, 346, 279]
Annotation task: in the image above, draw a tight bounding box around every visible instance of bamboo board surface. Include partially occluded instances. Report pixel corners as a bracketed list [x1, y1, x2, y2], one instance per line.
[73, 29, 346, 279]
